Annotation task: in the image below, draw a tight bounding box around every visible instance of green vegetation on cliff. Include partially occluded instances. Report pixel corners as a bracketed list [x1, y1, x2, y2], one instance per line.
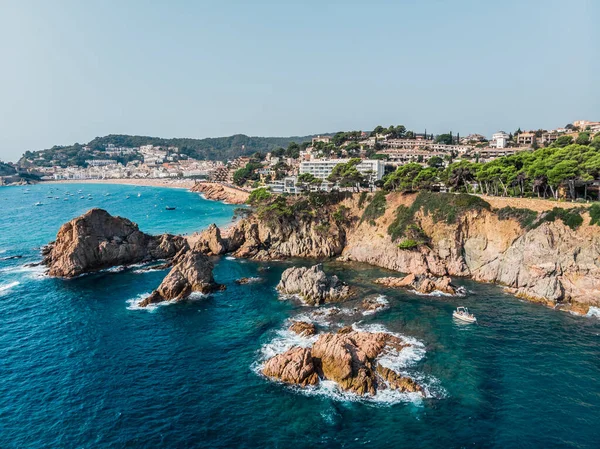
[496, 207, 539, 229]
[387, 192, 490, 242]
[361, 191, 387, 225]
[382, 137, 600, 201]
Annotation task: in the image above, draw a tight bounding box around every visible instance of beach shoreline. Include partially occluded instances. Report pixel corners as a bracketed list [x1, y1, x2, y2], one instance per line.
[42, 178, 196, 190]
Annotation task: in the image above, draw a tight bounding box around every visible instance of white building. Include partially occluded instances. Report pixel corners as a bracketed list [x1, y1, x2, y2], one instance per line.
[491, 132, 510, 148]
[299, 159, 385, 182]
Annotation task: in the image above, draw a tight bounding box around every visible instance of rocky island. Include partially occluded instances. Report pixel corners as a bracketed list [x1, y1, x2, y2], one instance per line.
[262, 328, 423, 396]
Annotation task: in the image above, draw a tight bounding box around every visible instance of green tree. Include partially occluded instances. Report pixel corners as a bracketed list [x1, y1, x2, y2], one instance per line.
[576, 132, 590, 145]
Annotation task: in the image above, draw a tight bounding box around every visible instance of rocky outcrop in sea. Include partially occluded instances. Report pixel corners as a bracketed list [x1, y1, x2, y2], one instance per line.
[139, 250, 224, 307]
[277, 264, 351, 305]
[42, 208, 186, 277]
[262, 329, 423, 396]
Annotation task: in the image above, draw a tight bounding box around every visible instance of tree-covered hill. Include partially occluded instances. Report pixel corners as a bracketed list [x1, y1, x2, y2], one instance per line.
[0, 162, 17, 176]
[18, 133, 325, 167]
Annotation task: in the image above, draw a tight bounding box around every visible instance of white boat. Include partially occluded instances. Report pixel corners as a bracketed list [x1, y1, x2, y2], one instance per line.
[453, 306, 477, 323]
[34, 202, 43, 206]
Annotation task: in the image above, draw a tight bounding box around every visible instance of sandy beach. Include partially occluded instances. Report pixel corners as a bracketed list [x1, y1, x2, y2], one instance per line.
[42, 178, 196, 190]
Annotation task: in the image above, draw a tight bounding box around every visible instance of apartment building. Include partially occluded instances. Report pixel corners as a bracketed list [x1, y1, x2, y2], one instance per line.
[491, 132, 510, 148]
[299, 159, 385, 181]
[517, 132, 536, 147]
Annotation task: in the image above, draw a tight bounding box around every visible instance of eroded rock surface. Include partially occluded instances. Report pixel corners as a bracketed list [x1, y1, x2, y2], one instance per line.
[139, 251, 224, 307]
[374, 273, 465, 296]
[262, 330, 423, 397]
[262, 347, 319, 387]
[288, 321, 317, 336]
[277, 264, 351, 305]
[43, 209, 185, 277]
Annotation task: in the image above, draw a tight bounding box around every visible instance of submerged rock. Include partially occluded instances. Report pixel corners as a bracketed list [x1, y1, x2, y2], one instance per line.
[234, 277, 262, 285]
[139, 251, 224, 307]
[43, 209, 186, 278]
[262, 330, 423, 397]
[375, 273, 465, 296]
[277, 264, 351, 305]
[288, 320, 317, 337]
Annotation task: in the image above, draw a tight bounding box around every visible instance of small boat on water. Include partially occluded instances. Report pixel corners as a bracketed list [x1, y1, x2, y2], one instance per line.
[126, 195, 130, 199]
[453, 306, 477, 323]
[137, 193, 141, 197]
[165, 206, 176, 211]
[34, 202, 43, 206]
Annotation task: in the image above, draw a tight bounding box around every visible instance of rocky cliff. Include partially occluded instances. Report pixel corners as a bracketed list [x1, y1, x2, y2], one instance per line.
[222, 193, 600, 314]
[190, 182, 249, 205]
[43, 209, 186, 277]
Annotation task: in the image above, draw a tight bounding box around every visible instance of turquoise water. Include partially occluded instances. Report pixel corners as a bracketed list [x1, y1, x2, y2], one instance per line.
[1, 184, 599, 448]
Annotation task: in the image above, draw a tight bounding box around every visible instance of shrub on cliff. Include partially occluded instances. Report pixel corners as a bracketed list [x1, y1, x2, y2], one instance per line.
[361, 191, 387, 225]
[387, 192, 490, 242]
[589, 204, 600, 226]
[538, 207, 583, 230]
[247, 187, 272, 205]
[496, 207, 538, 229]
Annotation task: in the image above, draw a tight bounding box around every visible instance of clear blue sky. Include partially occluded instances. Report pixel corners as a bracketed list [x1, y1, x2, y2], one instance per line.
[0, 0, 598, 162]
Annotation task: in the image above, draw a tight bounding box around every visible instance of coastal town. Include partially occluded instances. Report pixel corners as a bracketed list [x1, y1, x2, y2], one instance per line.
[2, 119, 600, 201]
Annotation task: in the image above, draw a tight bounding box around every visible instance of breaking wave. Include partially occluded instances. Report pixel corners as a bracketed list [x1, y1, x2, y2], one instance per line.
[254, 319, 445, 406]
[0, 281, 20, 295]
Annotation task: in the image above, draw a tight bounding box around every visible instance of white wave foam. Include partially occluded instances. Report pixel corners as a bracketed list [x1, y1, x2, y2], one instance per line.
[0, 281, 20, 295]
[0, 263, 46, 280]
[255, 319, 444, 406]
[362, 295, 390, 316]
[410, 289, 453, 297]
[125, 293, 173, 311]
[586, 307, 600, 318]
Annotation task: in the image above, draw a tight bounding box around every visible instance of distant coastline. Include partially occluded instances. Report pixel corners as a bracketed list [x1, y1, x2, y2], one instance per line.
[42, 178, 195, 190]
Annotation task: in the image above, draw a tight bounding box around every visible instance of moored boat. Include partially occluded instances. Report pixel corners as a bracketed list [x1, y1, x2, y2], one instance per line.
[453, 306, 477, 323]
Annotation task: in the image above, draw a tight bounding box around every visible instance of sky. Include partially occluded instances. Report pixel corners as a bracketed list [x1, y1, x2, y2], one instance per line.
[0, 0, 598, 162]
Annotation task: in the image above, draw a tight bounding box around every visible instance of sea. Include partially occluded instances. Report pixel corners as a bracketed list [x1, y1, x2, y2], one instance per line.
[1, 183, 599, 448]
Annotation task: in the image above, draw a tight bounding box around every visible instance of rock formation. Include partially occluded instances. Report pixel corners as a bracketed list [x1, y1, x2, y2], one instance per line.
[43, 209, 186, 277]
[224, 214, 346, 260]
[262, 330, 423, 396]
[277, 264, 351, 305]
[190, 182, 249, 204]
[262, 347, 319, 387]
[374, 273, 466, 296]
[187, 224, 227, 255]
[288, 320, 317, 336]
[139, 251, 224, 307]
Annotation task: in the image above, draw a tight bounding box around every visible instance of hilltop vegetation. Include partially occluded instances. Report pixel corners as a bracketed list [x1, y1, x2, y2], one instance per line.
[382, 134, 600, 201]
[18, 133, 321, 167]
[0, 162, 17, 176]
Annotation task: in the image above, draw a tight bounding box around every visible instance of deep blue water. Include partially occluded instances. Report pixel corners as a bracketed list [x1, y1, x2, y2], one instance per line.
[1, 183, 599, 448]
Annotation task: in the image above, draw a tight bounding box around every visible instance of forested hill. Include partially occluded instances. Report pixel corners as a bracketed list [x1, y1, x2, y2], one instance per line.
[18, 133, 323, 167]
[0, 162, 17, 176]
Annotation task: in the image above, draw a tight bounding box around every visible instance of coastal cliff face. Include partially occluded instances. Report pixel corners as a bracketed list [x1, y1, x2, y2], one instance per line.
[43, 209, 186, 277]
[224, 193, 600, 314]
[190, 182, 249, 205]
[225, 214, 346, 260]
